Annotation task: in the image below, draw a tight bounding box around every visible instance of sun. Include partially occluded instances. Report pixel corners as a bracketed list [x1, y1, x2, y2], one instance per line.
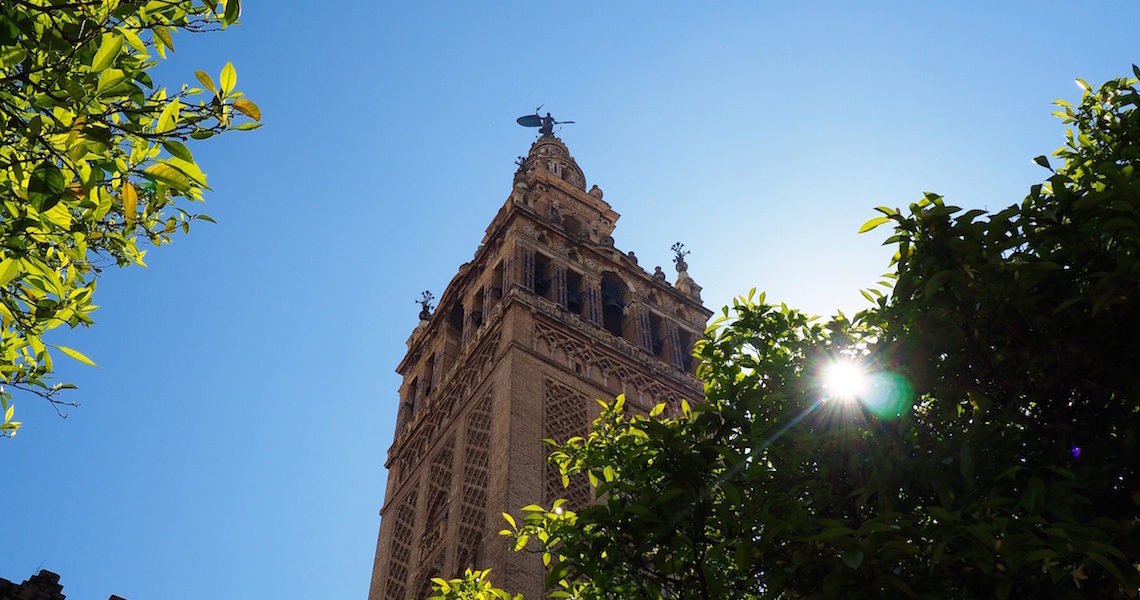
[822, 360, 869, 403]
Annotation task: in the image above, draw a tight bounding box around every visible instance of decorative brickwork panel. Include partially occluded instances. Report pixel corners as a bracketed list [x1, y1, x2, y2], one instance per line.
[384, 486, 419, 600]
[421, 434, 455, 560]
[413, 552, 445, 600]
[398, 430, 428, 484]
[543, 379, 591, 507]
[532, 318, 692, 410]
[456, 393, 493, 570]
[395, 330, 499, 499]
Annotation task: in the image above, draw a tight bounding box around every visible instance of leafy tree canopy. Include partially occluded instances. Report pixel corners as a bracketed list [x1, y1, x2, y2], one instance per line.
[1, 0, 259, 435]
[441, 69, 1140, 598]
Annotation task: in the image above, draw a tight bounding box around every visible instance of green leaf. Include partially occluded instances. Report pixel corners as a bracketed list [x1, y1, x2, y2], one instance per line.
[224, 0, 242, 25]
[858, 216, 891, 233]
[1, 46, 27, 68]
[1033, 155, 1053, 170]
[162, 141, 194, 162]
[960, 441, 974, 483]
[195, 70, 217, 95]
[91, 34, 123, 71]
[28, 162, 66, 211]
[841, 548, 864, 569]
[55, 346, 97, 367]
[220, 61, 236, 95]
[502, 512, 516, 530]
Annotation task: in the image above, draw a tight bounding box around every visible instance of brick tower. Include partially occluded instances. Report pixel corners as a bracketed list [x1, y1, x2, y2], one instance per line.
[367, 130, 712, 599]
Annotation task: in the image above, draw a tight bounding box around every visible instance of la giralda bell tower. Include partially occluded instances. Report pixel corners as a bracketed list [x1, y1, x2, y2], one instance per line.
[367, 125, 711, 599]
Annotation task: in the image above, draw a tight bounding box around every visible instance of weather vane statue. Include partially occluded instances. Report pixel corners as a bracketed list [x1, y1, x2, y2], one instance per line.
[516, 105, 574, 137]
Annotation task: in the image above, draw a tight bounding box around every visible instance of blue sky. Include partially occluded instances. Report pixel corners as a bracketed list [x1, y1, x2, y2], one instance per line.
[3, 2, 1138, 599]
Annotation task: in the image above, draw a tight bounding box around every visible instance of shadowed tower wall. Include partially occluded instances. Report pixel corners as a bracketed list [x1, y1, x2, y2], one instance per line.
[367, 133, 711, 599]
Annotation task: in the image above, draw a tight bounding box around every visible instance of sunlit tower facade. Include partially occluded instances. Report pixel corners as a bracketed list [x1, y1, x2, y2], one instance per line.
[367, 129, 711, 599]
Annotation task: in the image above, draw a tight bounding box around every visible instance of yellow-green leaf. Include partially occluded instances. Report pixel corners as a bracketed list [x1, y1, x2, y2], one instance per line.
[122, 29, 147, 54]
[154, 26, 174, 53]
[56, 345, 97, 367]
[122, 181, 138, 224]
[144, 163, 191, 191]
[858, 216, 891, 233]
[96, 68, 127, 94]
[156, 99, 181, 133]
[195, 70, 217, 95]
[165, 157, 208, 187]
[220, 61, 236, 95]
[91, 34, 122, 71]
[0, 257, 20, 286]
[42, 202, 72, 229]
[232, 98, 261, 121]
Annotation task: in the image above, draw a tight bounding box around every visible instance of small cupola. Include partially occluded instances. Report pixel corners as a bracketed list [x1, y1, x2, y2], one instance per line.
[515, 136, 587, 191]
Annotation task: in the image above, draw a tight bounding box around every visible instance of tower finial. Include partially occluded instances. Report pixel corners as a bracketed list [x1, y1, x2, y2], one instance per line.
[516, 107, 575, 138]
[671, 242, 690, 273]
[416, 290, 434, 321]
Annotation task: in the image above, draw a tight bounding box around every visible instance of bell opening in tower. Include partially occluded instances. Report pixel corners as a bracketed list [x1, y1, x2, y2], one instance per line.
[600, 273, 627, 338]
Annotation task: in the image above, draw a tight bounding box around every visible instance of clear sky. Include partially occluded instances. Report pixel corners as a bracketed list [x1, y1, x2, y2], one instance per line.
[3, 2, 1138, 599]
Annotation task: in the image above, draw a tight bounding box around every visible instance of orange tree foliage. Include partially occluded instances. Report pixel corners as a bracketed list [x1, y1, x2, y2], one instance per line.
[443, 70, 1140, 600]
[1, 0, 259, 435]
